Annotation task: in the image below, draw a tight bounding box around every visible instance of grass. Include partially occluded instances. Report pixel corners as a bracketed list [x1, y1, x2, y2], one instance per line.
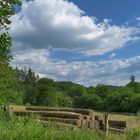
[0, 109, 140, 140]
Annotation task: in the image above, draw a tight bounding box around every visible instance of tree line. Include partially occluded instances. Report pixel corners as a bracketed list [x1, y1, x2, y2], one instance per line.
[2, 66, 140, 113]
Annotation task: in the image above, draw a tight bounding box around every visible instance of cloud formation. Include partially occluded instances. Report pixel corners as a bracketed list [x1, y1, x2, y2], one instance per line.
[11, 48, 140, 86]
[11, 0, 139, 56]
[10, 0, 140, 86]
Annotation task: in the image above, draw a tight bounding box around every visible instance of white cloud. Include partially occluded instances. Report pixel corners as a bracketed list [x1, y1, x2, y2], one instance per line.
[11, 0, 139, 56]
[10, 0, 140, 86]
[11, 48, 140, 86]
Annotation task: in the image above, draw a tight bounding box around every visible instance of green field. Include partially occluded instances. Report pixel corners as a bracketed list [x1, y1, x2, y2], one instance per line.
[0, 107, 140, 140]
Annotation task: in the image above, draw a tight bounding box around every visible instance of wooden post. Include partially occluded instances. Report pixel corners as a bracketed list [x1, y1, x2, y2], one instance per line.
[104, 113, 109, 135]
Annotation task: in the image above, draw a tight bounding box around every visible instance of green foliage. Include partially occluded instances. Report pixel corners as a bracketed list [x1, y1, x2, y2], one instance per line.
[0, 0, 22, 105]
[9, 70, 140, 113]
[0, 32, 12, 63]
[58, 95, 73, 107]
[0, 112, 139, 140]
[130, 94, 140, 113]
[74, 94, 102, 109]
[0, 91, 23, 105]
[66, 85, 87, 97]
[0, 0, 22, 30]
[95, 84, 110, 99]
[127, 129, 140, 140]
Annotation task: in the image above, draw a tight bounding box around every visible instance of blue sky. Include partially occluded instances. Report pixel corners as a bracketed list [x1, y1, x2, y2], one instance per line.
[69, 0, 140, 24]
[11, 0, 140, 86]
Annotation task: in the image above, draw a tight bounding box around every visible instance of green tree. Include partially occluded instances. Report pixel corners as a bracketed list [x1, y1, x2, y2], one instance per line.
[95, 84, 109, 99]
[129, 75, 135, 83]
[35, 78, 56, 106]
[0, 0, 22, 104]
[130, 94, 140, 113]
[74, 94, 102, 109]
[0, 0, 22, 63]
[66, 85, 87, 97]
[0, 0, 22, 29]
[127, 75, 140, 93]
[24, 68, 39, 104]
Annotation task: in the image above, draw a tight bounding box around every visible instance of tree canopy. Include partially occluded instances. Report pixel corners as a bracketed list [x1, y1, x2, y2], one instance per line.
[0, 0, 22, 104]
[0, 0, 22, 29]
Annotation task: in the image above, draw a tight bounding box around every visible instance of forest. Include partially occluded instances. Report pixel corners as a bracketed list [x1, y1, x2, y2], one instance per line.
[1, 66, 140, 114]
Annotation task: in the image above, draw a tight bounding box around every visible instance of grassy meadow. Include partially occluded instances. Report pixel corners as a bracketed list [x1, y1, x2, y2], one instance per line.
[0, 106, 140, 140]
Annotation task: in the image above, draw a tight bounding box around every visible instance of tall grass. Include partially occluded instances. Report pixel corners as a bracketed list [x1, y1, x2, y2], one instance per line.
[0, 110, 140, 140]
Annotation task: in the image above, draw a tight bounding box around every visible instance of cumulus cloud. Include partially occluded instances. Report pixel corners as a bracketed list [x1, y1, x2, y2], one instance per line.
[11, 48, 140, 86]
[10, 0, 140, 86]
[11, 0, 139, 56]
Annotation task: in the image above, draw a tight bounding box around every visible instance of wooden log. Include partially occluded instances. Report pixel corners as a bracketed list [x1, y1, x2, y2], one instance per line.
[14, 110, 81, 119]
[79, 115, 90, 120]
[108, 120, 128, 128]
[40, 117, 78, 125]
[77, 120, 82, 128]
[79, 115, 95, 129]
[26, 107, 94, 116]
[109, 127, 127, 133]
[81, 120, 89, 129]
[88, 120, 94, 129]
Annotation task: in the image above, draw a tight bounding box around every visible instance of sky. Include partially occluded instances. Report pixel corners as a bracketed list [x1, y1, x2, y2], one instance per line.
[11, 0, 140, 86]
